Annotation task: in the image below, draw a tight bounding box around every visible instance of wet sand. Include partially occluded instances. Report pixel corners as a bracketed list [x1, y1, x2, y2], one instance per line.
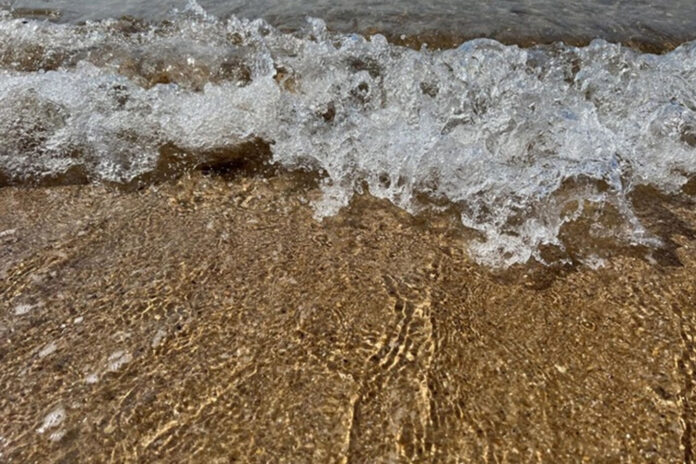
[1, 172, 695, 462]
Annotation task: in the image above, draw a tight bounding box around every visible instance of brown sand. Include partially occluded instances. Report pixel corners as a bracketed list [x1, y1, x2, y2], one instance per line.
[1, 172, 695, 463]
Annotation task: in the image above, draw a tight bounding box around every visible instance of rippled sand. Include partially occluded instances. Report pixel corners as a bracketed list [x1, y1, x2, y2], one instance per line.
[1, 172, 695, 462]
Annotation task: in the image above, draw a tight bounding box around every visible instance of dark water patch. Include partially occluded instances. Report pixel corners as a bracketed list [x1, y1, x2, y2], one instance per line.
[6, 0, 696, 52]
[113, 139, 275, 190]
[387, 31, 686, 55]
[683, 177, 696, 196]
[7, 7, 62, 20]
[629, 185, 696, 267]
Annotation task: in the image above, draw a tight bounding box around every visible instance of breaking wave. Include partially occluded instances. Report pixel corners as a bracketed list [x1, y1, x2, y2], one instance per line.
[1, 2, 695, 266]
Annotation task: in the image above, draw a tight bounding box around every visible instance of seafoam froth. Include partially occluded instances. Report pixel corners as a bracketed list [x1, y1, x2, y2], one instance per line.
[0, 3, 694, 266]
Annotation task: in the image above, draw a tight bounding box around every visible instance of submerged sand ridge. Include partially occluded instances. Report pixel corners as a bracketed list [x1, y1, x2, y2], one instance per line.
[0, 172, 695, 462]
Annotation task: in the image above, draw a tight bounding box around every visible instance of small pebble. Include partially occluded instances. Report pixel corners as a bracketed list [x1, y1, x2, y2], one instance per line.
[151, 328, 167, 348]
[38, 342, 57, 359]
[13, 304, 34, 316]
[37, 407, 66, 434]
[107, 351, 132, 372]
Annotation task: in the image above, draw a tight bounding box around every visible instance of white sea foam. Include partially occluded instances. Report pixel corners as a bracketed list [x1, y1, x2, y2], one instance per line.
[0, 9, 694, 266]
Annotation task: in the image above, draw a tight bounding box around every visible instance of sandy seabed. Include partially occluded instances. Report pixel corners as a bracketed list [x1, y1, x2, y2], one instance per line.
[1, 171, 695, 463]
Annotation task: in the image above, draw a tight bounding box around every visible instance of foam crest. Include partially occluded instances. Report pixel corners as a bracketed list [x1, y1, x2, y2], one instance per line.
[0, 9, 694, 266]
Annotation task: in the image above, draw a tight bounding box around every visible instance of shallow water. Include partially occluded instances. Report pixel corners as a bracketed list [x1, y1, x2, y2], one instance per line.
[1, 3, 695, 460]
[1, 173, 695, 462]
[0, 1, 695, 267]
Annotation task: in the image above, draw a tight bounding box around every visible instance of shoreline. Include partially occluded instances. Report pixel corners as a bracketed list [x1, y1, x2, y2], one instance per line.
[3, 7, 695, 54]
[1, 173, 695, 462]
